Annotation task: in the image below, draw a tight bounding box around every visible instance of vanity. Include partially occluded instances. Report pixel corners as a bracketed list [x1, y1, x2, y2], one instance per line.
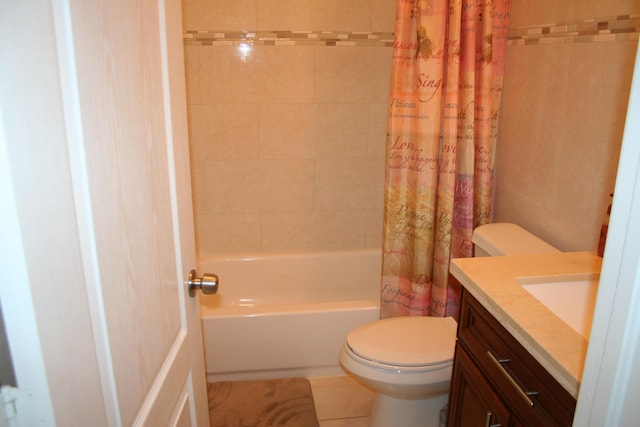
[447, 251, 602, 426]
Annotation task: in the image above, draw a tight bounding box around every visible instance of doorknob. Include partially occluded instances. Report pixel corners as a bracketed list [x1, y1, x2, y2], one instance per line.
[187, 270, 219, 297]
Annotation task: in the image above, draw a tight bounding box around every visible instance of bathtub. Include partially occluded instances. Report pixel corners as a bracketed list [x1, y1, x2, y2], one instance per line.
[198, 249, 381, 382]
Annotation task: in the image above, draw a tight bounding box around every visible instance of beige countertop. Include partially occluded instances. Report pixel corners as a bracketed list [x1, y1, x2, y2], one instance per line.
[450, 251, 602, 398]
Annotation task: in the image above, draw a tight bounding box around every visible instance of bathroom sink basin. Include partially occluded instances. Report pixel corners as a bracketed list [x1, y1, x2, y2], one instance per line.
[519, 277, 599, 338]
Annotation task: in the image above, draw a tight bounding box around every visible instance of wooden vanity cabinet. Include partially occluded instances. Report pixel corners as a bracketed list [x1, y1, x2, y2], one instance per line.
[447, 289, 577, 427]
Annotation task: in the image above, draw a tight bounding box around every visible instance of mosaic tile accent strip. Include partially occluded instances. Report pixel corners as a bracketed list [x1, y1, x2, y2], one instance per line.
[509, 14, 640, 45]
[184, 30, 395, 47]
[184, 15, 639, 48]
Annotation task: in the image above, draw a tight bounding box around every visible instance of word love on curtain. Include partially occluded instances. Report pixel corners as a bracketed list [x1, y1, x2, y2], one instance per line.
[380, 0, 511, 319]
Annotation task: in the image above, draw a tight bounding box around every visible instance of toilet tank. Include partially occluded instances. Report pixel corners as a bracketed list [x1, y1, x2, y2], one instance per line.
[471, 223, 560, 257]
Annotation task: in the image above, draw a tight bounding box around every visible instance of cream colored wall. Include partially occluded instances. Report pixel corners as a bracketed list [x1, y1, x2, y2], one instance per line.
[493, 1, 639, 252]
[182, 0, 395, 256]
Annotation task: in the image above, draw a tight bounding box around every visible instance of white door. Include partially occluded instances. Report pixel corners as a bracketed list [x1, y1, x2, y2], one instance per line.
[0, 0, 209, 426]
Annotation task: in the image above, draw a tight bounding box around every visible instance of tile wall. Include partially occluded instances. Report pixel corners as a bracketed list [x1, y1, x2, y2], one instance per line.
[493, 2, 640, 252]
[183, 0, 640, 257]
[182, 0, 395, 257]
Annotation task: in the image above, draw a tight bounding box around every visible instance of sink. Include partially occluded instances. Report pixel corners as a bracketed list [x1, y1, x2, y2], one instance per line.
[519, 276, 599, 338]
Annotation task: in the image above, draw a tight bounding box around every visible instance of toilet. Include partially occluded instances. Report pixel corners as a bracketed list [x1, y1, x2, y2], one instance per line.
[339, 223, 559, 427]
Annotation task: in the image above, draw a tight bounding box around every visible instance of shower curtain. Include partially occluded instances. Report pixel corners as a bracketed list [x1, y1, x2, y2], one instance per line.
[380, 0, 510, 318]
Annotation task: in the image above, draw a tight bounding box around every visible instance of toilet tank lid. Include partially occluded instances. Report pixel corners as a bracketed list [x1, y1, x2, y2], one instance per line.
[471, 223, 560, 256]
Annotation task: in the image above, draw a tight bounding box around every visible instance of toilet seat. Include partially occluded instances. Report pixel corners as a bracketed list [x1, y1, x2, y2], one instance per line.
[345, 316, 457, 369]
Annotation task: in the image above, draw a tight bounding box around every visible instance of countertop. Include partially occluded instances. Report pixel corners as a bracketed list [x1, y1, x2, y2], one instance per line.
[450, 251, 602, 398]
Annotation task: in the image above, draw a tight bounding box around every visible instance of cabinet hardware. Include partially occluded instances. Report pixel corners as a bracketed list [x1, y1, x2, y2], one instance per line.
[487, 350, 536, 408]
[484, 411, 502, 427]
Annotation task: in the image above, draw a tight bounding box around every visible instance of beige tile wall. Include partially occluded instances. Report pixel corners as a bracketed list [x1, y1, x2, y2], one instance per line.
[182, 0, 396, 32]
[493, 2, 639, 252]
[182, 0, 395, 257]
[183, 0, 639, 257]
[509, 0, 640, 28]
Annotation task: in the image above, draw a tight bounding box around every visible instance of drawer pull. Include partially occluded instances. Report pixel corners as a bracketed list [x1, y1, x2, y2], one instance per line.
[485, 411, 501, 427]
[487, 350, 537, 408]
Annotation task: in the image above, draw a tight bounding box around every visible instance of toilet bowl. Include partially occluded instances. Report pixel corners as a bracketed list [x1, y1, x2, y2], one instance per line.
[339, 316, 457, 427]
[340, 223, 559, 427]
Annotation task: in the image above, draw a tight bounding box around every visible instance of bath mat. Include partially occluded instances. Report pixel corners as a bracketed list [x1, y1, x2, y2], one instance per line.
[207, 377, 320, 427]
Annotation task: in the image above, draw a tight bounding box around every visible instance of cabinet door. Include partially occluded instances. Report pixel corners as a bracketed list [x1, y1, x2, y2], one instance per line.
[448, 343, 511, 427]
[458, 290, 576, 426]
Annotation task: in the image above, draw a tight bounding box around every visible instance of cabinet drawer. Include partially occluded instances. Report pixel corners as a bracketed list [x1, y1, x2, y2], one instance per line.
[448, 342, 511, 427]
[458, 289, 576, 426]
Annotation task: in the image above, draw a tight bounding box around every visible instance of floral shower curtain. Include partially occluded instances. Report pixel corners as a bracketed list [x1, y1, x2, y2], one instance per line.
[380, 0, 511, 318]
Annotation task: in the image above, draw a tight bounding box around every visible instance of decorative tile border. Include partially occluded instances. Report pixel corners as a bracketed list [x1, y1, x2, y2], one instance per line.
[183, 30, 395, 47]
[184, 14, 640, 48]
[508, 14, 640, 45]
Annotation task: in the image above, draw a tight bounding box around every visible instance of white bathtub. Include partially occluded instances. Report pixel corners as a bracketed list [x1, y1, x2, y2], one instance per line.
[198, 249, 381, 381]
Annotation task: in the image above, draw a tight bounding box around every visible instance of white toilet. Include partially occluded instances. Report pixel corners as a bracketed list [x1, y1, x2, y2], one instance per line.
[339, 223, 559, 427]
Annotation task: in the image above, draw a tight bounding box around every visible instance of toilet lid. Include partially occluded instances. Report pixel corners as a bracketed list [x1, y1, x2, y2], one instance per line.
[346, 316, 457, 367]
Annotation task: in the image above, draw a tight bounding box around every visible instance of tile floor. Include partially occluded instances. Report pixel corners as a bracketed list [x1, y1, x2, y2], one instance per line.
[209, 375, 442, 427]
[308, 375, 374, 427]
